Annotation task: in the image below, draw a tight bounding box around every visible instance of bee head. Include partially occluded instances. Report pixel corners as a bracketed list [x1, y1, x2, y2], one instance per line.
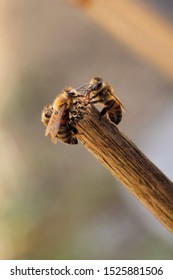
[42, 105, 53, 118]
[41, 105, 53, 126]
[89, 77, 103, 91]
[64, 87, 78, 98]
[45, 110, 52, 118]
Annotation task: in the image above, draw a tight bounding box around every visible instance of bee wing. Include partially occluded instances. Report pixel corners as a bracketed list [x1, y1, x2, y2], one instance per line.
[107, 88, 126, 112]
[113, 95, 127, 112]
[117, 98, 127, 112]
[45, 104, 66, 144]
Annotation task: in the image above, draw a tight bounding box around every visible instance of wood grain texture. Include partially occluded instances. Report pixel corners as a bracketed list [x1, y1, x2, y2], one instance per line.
[76, 105, 173, 233]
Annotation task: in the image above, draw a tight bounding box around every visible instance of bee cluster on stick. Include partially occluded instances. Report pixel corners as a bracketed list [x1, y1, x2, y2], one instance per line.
[41, 77, 125, 145]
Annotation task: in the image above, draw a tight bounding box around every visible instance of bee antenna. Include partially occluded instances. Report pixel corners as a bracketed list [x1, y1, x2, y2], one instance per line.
[76, 83, 90, 91]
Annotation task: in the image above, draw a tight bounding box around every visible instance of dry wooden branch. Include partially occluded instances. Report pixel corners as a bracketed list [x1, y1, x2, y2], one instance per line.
[76, 105, 173, 233]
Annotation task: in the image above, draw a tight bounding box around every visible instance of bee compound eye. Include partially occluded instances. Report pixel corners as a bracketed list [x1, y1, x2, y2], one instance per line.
[45, 111, 52, 118]
[91, 81, 102, 91]
[68, 90, 77, 97]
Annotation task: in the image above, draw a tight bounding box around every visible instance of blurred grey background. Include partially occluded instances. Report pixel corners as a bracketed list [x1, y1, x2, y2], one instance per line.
[0, 0, 173, 259]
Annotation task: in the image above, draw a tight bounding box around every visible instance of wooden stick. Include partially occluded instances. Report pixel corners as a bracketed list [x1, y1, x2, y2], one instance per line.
[76, 105, 173, 233]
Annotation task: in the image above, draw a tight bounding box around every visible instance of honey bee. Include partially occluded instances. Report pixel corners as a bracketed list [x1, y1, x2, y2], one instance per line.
[41, 87, 80, 144]
[86, 77, 125, 125]
[41, 87, 89, 144]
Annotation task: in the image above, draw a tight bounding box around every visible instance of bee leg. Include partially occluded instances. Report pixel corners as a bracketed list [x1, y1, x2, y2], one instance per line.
[89, 91, 100, 100]
[65, 136, 78, 145]
[70, 137, 78, 144]
[68, 123, 85, 136]
[89, 100, 99, 104]
[89, 97, 106, 106]
[68, 123, 78, 134]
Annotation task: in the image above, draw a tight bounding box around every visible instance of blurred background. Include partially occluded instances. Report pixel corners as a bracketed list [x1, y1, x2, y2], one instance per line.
[0, 0, 173, 259]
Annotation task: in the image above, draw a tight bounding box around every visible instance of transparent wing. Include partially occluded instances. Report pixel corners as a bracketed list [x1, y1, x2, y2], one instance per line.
[112, 95, 127, 112]
[45, 104, 66, 144]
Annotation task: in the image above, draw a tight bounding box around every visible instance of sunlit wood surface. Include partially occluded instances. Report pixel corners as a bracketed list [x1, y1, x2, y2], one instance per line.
[77, 105, 173, 234]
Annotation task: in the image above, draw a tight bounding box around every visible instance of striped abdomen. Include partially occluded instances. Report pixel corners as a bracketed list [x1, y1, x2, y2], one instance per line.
[57, 109, 78, 144]
[101, 94, 122, 125]
[108, 102, 122, 125]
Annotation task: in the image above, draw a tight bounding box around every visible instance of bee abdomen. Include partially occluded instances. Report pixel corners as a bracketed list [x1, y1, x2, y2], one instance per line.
[60, 133, 78, 144]
[58, 125, 78, 144]
[108, 105, 122, 125]
[67, 136, 78, 144]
